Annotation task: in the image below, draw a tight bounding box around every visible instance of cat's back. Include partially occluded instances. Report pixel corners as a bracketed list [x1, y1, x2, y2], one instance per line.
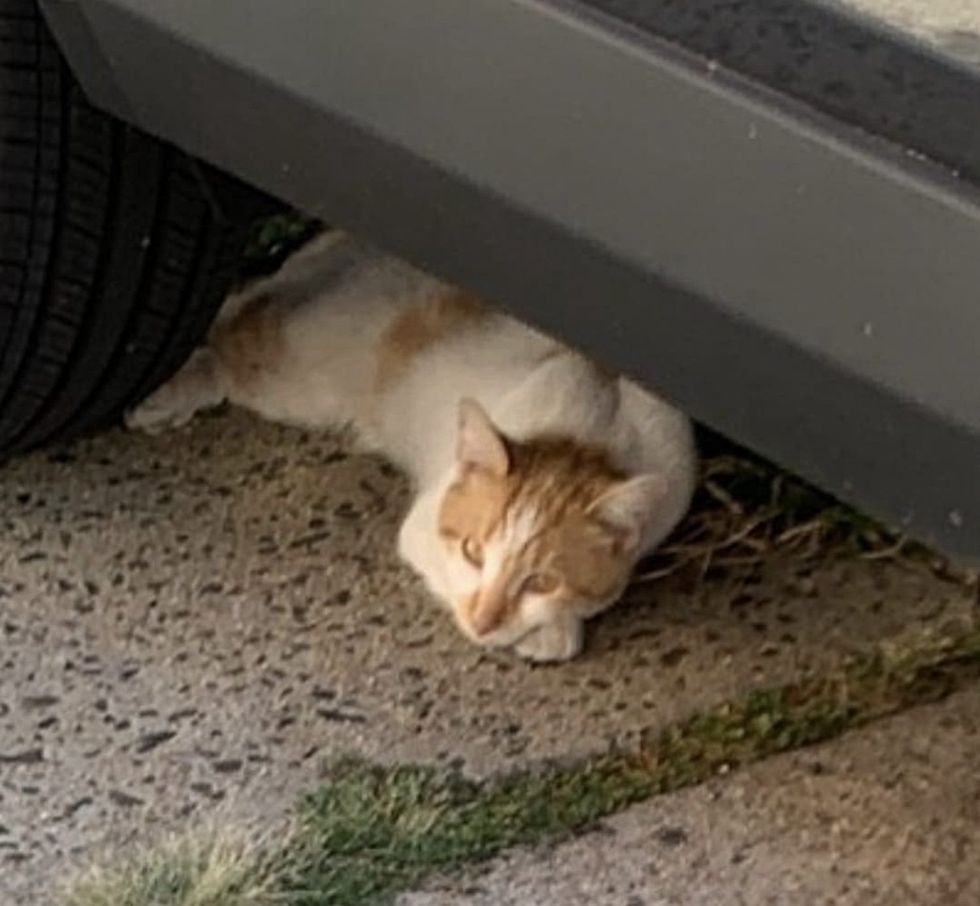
[613, 376, 697, 547]
[281, 232, 446, 324]
[617, 377, 694, 468]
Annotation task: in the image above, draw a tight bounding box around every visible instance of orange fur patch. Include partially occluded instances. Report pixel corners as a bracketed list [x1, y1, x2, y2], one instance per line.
[439, 466, 510, 544]
[375, 290, 488, 391]
[209, 293, 285, 393]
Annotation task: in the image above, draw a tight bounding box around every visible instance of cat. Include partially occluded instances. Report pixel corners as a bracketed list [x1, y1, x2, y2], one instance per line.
[126, 231, 697, 662]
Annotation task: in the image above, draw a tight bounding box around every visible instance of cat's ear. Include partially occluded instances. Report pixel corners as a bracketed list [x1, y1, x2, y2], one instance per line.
[587, 473, 666, 553]
[456, 397, 510, 477]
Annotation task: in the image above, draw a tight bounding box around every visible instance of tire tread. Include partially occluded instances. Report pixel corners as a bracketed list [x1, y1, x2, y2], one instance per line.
[0, 0, 257, 453]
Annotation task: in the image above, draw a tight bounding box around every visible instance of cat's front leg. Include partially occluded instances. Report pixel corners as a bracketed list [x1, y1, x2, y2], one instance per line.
[125, 347, 226, 434]
[514, 616, 584, 663]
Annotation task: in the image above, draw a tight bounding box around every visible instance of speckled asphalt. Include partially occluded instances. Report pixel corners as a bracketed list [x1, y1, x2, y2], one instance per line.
[1, 411, 978, 904]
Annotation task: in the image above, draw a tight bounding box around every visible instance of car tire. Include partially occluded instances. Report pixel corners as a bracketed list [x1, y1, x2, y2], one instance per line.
[0, 0, 268, 454]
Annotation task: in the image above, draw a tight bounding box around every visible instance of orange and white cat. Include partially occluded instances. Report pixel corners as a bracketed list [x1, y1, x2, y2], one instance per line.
[127, 232, 696, 662]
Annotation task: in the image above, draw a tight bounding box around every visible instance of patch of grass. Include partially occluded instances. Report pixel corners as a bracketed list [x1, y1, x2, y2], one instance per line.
[274, 758, 651, 905]
[65, 625, 980, 906]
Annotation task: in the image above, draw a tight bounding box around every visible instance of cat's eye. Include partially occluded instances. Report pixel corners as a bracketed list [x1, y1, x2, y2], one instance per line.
[461, 537, 484, 567]
[523, 572, 560, 595]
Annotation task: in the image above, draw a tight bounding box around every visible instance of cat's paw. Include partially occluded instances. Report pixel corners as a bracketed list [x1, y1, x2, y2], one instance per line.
[125, 349, 224, 434]
[125, 387, 197, 434]
[514, 618, 584, 663]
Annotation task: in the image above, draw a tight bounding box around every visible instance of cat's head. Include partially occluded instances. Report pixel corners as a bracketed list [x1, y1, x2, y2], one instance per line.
[436, 398, 665, 649]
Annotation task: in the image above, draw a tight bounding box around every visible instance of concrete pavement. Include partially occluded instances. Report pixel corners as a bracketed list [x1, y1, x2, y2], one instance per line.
[0, 411, 977, 903]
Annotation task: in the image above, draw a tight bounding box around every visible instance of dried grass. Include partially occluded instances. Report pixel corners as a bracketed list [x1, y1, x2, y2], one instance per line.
[635, 452, 920, 585]
[62, 825, 287, 906]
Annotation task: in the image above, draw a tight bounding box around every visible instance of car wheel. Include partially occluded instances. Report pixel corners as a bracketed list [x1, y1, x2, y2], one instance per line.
[0, 0, 269, 454]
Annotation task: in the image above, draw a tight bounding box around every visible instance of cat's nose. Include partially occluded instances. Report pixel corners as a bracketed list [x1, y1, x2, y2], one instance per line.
[470, 608, 502, 637]
[469, 592, 508, 637]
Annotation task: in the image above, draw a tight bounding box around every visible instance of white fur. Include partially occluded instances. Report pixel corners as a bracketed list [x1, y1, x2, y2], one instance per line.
[128, 232, 697, 662]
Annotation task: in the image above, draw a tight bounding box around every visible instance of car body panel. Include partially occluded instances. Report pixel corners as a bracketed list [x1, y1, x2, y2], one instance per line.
[41, 0, 980, 560]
